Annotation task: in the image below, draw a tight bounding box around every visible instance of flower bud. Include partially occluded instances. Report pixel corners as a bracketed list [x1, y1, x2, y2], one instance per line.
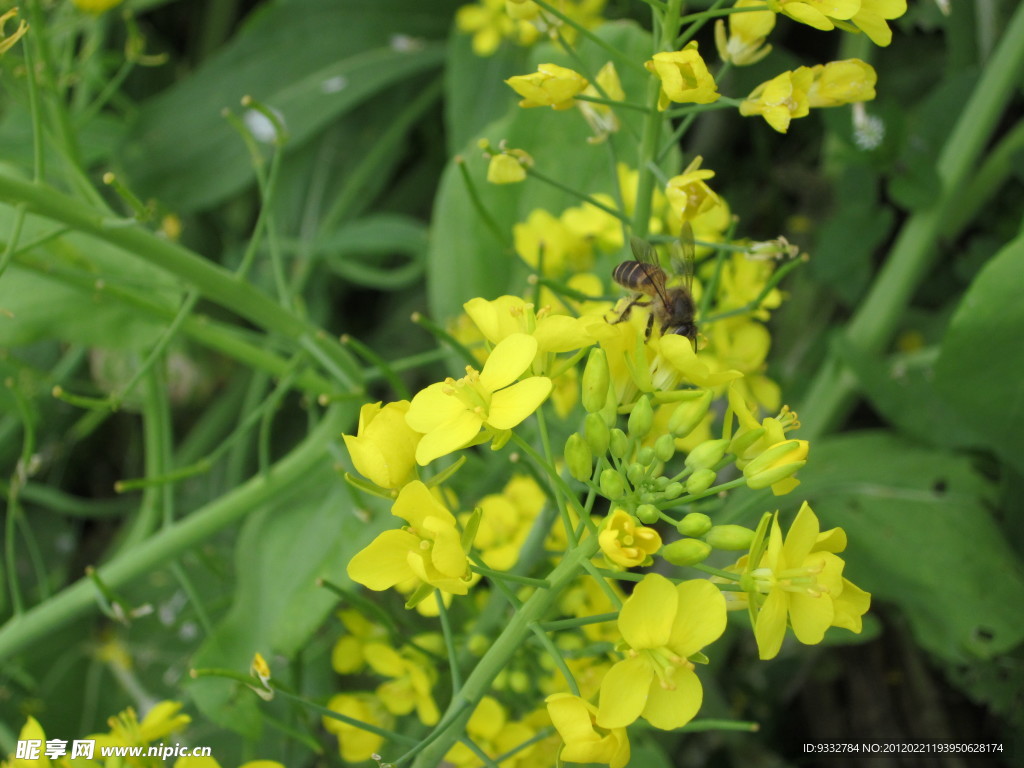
[663, 481, 683, 500]
[582, 348, 610, 413]
[654, 475, 670, 490]
[676, 512, 712, 537]
[668, 389, 712, 437]
[599, 468, 626, 500]
[684, 438, 729, 471]
[608, 428, 629, 459]
[584, 412, 610, 456]
[636, 446, 656, 466]
[704, 524, 755, 551]
[661, 538, 712, 566]
[636, 503, 660, 524]
[564, 433, 592, 482]
[686, 468, 717, 494]
[729, 425, 766, 457]
[627, 395, 654, 439]
[626, 462, 645, 486]
[743, 439, 809, 490]
[654, 433, 676, 463]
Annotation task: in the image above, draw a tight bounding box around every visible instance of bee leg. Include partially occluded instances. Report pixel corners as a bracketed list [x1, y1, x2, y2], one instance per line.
[644, 312, 654, 341]
[609, 297, 650, 325]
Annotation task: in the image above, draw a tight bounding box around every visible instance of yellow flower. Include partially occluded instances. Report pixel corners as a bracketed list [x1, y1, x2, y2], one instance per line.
[506, 63, 589, 110]
[597, 574, 726, 729]
[599, 509, 662, 568]
[665, 156, 723, 224]
[513, 208, 594, 276]
[2, 717, 51, 768]
[726, 383, 805, 494]
[0, 8, 27, 56]
[464, 295, 597, 360]
[769, 0, 860, 31]
[92, 701, 191, 751]
[741, 502, 870, 659]
[323, 693, 392, 763]
[715, 0, 776, 66]
[487, 151, 530, 184]
[347, 480, 472, 598]
[342, 400, 421, 490]
[655, 334, 743, 390]
[546, 693, 630, 768]
[645, 43, 719, 110]
[71, 0, 125, 15]
[806, 59, 877, 107]
[739, 67, 814, 133]
[365, 638, 442, 725]
[406, 333, 552, 464]
[851, 0, 907, 46]
[456, 0, 540, 56]
[578, 61, 625, 141]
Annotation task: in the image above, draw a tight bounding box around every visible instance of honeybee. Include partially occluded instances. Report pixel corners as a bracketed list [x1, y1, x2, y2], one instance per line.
[611, 225, 697, 344]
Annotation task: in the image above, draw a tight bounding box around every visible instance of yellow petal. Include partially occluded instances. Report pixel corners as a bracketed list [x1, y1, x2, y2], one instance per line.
[393, 481, 456, 529]
[666, 579, 727, 657]
[618, 573, 676, 650]
[754, 588, 788, 660]
[407, 382, 465, 433]
[642, 665, 703, 729]
[414, 409, 483, 465]
[789, 589, 835, 645]
[479, 333, 537, 390]
[346, 529, 418, 590]
[782, 501, 819, 566]
[486, 377, 552, 429]
[596, 656, 653, 728]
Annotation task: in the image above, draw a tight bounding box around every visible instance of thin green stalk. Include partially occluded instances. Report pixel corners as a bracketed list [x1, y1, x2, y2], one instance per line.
[524, 167, 630, 225]
[575, 93, 653, 113]
[411, 312, 480, 366]
[676, 0, 728, 48]
[677, 3, 770, 27]
[529, 622, 580, 696]
[470, 562, 550, 589]
[457, 736, 500, 768]
[342, 334, 412, 400]
[0, 407, 350, 659]
[493, 728, 555, 764]
[540, 611, 618, 631]
[799, 2, 1024, 438]
[532, 0, 648, 74]
[456, 157, 510, 249]
[435, 590, 463, 694]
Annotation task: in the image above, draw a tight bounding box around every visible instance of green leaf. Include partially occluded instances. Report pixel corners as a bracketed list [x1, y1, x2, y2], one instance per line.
[934, 234, 1024, 474]
[318, 214, 428, 290]
[428, 21, 664, 322]
[730, 432, 1024, 663]
[189, 466, 391, 734]
[119, 0, 455, 211]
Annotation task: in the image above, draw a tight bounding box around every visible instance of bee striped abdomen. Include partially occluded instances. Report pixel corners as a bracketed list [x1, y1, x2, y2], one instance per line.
[613, 260, 664, 291]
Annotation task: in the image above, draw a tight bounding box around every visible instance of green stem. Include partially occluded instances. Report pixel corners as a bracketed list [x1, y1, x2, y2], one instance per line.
[540, 611, 618, 631]
[532, 0, 648, 74]
[677, 3, 770, 27]
[529, 622, 580, 696]
[524, 167, 630, 224]
[574, 93, 653, 113]
[798, 2, 1024, 439]
[435, 591, 462, 694]
[410, 537, 599, 768]
[0, 407, 349, 659]
[470, 563, 550, 589]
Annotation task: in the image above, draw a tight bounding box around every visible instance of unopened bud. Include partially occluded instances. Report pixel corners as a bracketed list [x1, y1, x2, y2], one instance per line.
[627, 396, 654, 440]
[584, 412, 610, 456]
[686, 468, 717, 494]
[654, 433, 676, 463]
[704, 524, 755, 551]
[743, 440, 809, 489]
[663, 481, 683, 500]
[661, 538, 712, 566]
[582, 348, 611, 413]
[684, 438, 729, 471]
[667, 390, 712, 437]
[608, 428, 629, 459]
[599, 468, 626, 500]
[565, 433, 592, 482]
[636, 446, 656, 466]
[676, 512, 712, 537]
[636, 503, 660, 525]
[626, 462, 645, 486]
[729, 425, 766, 457]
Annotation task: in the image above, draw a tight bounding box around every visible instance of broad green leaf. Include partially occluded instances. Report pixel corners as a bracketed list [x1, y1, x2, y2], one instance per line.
[723, 432, 1024, 663]
[934, 234, 1024, 474]
[428, 21, 666, 322]
[189, 466, 390, 735]
[119, 0, 456, 211]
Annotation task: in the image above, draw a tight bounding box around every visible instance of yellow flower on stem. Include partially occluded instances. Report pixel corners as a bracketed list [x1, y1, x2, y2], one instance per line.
[739, 67, 814, 133]
[506, 63, 589, 110]
[851, 0, 907, 47]
[645, 43, 719, 110]
[406, 333, 552, 465]
[464, 295, 596, 359]
[92, 701, 191, 751]
[768, 0, 860, 31]
[342, 400, 421, 491]
[597, 574, 726, 730]
[486, 145, 533, 184]
[578, 61, 625, 141]
[665, 156, 723, 224]
[741, 503, 870, 659]
[546, 693, 630, 768]
[715, 0, 776, 66]
[806, 59, 877, 107]
[346, 480, 472, 597]
[599, 509, 662, 568]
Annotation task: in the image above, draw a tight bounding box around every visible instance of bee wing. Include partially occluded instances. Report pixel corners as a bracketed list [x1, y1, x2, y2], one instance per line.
[628, 235, 672, 303]
[670, 223, 696, 294]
